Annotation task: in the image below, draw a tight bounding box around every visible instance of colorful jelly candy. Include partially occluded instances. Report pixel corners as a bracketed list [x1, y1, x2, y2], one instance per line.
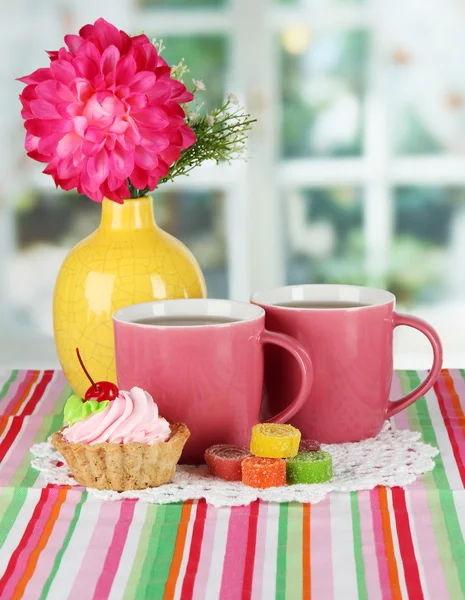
[242, 456, 286, 489]
[299, 439, 321, 453]
[204, 444, 251, 481]
[286, 450, 333, 485]
[250, 423, 301, 458]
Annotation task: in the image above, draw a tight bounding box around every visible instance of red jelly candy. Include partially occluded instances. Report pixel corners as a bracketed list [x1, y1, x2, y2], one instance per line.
[299, 439, 321, 453]
[241, 456, 286, 489]
[205, 444, 251, 481]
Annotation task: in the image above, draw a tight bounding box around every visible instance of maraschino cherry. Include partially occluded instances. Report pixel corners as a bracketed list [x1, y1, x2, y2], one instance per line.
[76, 348, 119, 402]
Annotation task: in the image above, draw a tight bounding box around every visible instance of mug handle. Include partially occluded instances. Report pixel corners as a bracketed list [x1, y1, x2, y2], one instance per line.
[261, 330, 313, 424]
[386, 312, 443, 419]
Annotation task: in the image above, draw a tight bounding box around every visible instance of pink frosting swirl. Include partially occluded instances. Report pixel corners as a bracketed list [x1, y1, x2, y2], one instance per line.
[62, 387, 171, 445]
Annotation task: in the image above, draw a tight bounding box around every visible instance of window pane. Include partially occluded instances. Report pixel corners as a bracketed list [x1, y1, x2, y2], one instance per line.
[153, 189, 228, 299]
[392, 187, 465, 307]
[10, 189, 228, 337]
[149, 35, 228, 109]
[280, 30, 368, 157]
[387, 2, 465, 154]
[284, 187, 364, 285]
[142, 0, 227, 8]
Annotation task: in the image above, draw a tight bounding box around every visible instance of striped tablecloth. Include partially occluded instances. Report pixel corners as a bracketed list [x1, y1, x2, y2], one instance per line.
[0, 369, 464, 600]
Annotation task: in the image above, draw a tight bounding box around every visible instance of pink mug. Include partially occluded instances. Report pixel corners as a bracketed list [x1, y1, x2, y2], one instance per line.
[252, 284, 443, 444]
[113, 299, 313, 463]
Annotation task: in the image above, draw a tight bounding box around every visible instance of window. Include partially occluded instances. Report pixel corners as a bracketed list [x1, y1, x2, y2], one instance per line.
[2, 0, 465, 368]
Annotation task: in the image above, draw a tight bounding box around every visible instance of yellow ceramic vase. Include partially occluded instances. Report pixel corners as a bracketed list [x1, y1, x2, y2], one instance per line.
[53, 196, 207, 396]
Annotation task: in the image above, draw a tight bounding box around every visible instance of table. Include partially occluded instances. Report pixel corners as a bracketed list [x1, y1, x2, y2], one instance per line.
[0, 369, 464, 600]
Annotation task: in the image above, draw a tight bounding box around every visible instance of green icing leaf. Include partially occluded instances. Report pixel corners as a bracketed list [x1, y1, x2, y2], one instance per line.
[64, 395, 110, 427]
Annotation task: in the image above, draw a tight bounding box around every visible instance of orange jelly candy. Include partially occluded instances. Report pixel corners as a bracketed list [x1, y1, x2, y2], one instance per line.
[241, 456, 286, 489]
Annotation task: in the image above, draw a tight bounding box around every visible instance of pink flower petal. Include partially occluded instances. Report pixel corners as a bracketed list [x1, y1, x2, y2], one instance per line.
[73, 56, 99, 80]
[38, 132, 63, 155]
[110, 142, 134, 179]
[131, 72, 156, 93]
[27, 149, 49, 162]
[71, 79, 94, 103]
[129, 164, 149, 189]
[56, 132, 81, 157]
[84, 126, 106, 143]
[131, 34, 152, 46]
[57, 155, 78, 179]
[169, 80, 195, 103]
[94, 18, 122, 51]
[73, 116, 88, 137]
[145, 81, 171, 104]
[180, 124, 196, 149]
[35, 80, 60, 103]
[76, 41, 102, 66]
[79, 24, 94, 40]
[65, 34, 84, 53]
[47, 50, 59, 61]
[30, 99, 60, 119]
[125, 93, 148, 110]
[17, 68, 51, 85]
[50, 60, 76, 84]
[100, 45, 120, 75]
[134, 145, 158, 170]
[139, 128, 170, 153]
[87, 148, 109, 184]
[25, 119, 56, 137]
[132, 106, 169, 130]
[109, 119, 128, 134]
[115, 55, 137, 85]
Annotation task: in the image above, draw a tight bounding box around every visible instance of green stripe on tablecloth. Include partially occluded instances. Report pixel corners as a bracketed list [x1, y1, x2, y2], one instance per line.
[400, 370, 465, 598]
[39, 491, 88, 600]
[144, 503, 184, 598]
[275, 502, 289, 600]
[123, 505, 159, 600]
[0, 413, 63, 549]
[0, 370, 18, 402]
[350, 492, 368, 600]
[138, 505, 168, 599]
[0, 488, 26, 548]
[285, 504, 303, 599]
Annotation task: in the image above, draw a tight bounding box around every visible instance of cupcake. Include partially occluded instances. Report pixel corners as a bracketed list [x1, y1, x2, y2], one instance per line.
[51, 386, 190, 491]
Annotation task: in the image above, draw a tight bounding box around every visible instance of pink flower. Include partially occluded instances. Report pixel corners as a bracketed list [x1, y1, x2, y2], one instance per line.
[18, 18, 195, 203]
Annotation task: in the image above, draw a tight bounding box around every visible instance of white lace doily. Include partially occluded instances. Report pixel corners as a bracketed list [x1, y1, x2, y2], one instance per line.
[30, 422, 439, 507]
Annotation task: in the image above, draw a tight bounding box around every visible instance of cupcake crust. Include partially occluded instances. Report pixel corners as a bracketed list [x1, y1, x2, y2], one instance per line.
[51, 423, 190, 491]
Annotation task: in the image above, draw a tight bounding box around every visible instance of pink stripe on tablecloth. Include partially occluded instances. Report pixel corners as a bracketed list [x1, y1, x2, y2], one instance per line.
[370, 489, 392, 600]
[251, 501, 268, 599]
[219, 505, 250, 598]
[310, 497, 334, 599]
[93, 500, 137, 599]
[1, 371, 32, 414]
[67, 501, 123, 600]
[406, 481, 449, 599]
[0, 488, 61, 599]
[358, 491, 383, 600]
[435, 374, 465, 472]
[35, 371, 67, 416]
[22, 490, 82, 597]
[391, 373, 410, 431]
[0, 375, 66, 484]
[192, 504, 218, 600]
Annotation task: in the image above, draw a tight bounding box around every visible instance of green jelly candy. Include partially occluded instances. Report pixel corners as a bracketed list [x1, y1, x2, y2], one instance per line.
[286, 450, 333, 484]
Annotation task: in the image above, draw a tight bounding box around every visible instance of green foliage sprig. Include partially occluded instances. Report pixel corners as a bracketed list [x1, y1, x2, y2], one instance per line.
[129, 41, 256, 198]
